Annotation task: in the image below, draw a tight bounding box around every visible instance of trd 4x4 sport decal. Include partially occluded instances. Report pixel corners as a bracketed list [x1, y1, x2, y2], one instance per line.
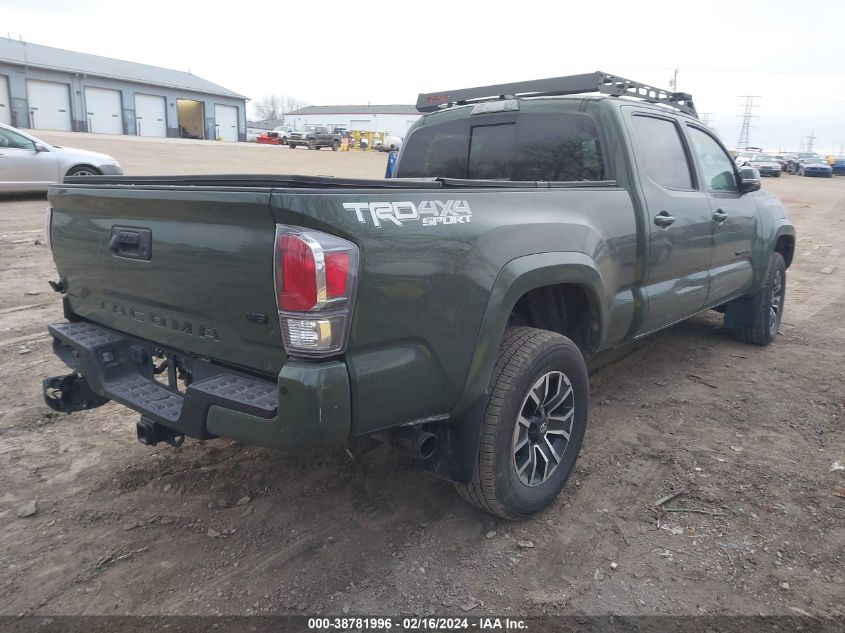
[343, 200, 472, 228]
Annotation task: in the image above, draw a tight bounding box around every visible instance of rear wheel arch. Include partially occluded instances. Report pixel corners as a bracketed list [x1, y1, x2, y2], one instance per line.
[432, 254, 605, 485]
[508, 282, 602, 356]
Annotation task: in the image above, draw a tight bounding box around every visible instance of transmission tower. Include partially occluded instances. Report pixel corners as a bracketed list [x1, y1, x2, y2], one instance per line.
[736, 96, 760, 149]
[803, 131, 817, 153]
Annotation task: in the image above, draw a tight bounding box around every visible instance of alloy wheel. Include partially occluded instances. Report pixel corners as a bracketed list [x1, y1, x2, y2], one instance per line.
[769, 269, 784, 335]
[512, 370, 575, 487]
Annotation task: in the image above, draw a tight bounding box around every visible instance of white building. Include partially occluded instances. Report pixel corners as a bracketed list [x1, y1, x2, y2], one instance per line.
[286, 105, 421, 138]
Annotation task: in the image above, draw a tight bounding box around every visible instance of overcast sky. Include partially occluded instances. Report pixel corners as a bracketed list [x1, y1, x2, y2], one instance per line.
[4, 0, 844, 153]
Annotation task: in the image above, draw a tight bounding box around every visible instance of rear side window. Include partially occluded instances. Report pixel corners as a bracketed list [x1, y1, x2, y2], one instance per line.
[630, 115, 693, 190]
[396, 112, 605, 182]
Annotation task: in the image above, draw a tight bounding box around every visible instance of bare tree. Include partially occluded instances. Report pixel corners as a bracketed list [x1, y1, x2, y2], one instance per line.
[281, 95, 307, 114]
[252, 94, 308, 121]
[252, 95, 283, 120]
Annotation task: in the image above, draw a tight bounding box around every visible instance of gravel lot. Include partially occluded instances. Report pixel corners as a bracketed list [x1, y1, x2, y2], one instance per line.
[1, 132, 843, 618]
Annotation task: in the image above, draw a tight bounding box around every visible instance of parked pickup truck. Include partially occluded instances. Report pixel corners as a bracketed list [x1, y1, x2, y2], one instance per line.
[42, 72, 794, 518]
[287, 125, 341, 150]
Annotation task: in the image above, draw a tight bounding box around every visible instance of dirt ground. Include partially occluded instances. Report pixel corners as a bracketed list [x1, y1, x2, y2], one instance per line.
[1, 132, 843, 618]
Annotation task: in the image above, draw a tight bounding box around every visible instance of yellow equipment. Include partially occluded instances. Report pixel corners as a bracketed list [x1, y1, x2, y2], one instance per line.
[347, 130, 388, 151]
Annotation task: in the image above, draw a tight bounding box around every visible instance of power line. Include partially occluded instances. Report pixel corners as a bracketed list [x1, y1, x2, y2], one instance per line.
[736, 96, 761, 149]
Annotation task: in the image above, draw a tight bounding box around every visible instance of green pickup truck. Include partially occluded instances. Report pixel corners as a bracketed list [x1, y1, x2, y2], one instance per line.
[42, 72, 794, 519]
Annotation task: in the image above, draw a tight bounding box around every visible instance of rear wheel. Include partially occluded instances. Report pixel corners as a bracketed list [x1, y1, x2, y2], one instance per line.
[331, 140, 339, 151]
[731, 252, 786, 346]
[308, 139, 316, 150]
[455, 327, 588, 519]
[289, 143, 297, 149]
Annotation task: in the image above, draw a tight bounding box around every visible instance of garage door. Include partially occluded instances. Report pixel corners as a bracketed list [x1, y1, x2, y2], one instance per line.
[135, 93, 167, 137]
[214, 104, 238, 142]
[349, 119, 372, 131]
[84, 87, 123, 134]
[27, 80, 72, 131]
[0, 75, 10, 126]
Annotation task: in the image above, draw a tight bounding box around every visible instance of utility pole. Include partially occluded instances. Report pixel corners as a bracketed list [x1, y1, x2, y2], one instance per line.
[803, 130, 817, 153]
[700, 112, 713, 127]
[669, 69, 679, 92]
[736, 96, 760, 150]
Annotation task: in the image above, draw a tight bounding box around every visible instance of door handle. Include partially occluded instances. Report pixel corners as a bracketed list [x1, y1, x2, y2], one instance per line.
[653, 211, 676, 228]
[713, 209, 729, 223]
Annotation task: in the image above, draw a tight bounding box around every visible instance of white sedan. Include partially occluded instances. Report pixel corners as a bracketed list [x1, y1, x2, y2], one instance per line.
[0, 123, 123, 194]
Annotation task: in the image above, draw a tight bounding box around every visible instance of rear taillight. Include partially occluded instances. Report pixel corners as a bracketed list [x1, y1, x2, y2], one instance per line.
[274, 225, 359, 357]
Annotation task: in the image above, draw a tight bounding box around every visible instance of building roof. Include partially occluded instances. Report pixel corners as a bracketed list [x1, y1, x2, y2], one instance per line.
[247, 119, 287, 130]
[288, 104, 419, 116]
[0, 38, 246, 100]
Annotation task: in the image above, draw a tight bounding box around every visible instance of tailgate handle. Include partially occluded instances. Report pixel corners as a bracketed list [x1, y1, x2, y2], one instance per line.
[109, 227, 152, 260]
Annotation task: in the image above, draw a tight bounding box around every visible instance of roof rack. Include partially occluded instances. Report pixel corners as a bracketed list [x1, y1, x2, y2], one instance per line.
[416, 71, 697, 118]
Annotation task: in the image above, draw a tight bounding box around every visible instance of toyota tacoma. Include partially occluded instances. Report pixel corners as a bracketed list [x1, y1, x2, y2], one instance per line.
[42, 72, 794, 519]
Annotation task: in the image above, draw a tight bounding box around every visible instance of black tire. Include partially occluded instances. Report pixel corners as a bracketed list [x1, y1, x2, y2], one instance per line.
[289, 143, 297, 149]
[308, 139, 316, 151]
[331, 140, 339, 151]
[732, 252, 786, 346]
[455, 326, 589, 519]
[65, 165, 100, 178]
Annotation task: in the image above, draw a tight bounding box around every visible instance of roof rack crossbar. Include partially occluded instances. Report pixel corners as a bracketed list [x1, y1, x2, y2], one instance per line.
[416, 71, 697, 118]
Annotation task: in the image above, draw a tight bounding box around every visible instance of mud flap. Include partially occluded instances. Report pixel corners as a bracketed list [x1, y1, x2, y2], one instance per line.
[724, 295, 755, 330]
[421, 398, 486, 484]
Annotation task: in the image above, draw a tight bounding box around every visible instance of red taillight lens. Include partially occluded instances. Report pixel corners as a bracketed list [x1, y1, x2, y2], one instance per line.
[325, 252, 349, 298]
[277, 234, 317, 311]
[274, 226, 359, 357]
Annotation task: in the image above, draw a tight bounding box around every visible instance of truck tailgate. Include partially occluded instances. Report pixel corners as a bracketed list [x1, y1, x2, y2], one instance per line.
[49, 186, 284, 375]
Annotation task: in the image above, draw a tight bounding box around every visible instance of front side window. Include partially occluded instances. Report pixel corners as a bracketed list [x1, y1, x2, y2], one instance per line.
[630, 115, 693, 190]
[0, 128, 36, 150]
[686, 126, 739, 193]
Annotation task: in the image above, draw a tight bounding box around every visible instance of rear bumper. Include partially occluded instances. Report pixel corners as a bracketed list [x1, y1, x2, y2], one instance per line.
[45, 320, 351, 451]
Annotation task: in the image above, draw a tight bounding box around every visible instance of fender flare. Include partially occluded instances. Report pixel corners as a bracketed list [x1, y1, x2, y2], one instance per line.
[773, 222, 796, 268]
[426, 252, 605, 483]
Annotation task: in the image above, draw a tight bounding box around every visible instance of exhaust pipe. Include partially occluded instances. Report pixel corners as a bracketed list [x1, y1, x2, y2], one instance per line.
[391, 427, 439, 460]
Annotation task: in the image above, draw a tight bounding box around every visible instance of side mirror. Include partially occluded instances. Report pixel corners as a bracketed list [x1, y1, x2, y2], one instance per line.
[34, 143, 50, 153]
[739, 167, 761, 193]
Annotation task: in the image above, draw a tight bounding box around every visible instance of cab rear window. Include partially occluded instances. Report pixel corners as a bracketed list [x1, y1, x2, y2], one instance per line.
[396, 112, 604, 182]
